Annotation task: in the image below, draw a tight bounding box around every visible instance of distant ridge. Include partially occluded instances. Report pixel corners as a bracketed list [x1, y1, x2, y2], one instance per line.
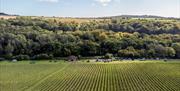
[0, 12, 178, 19]
[68, 15, 179, 19]
[0, 12, 10, 16]
[113, 15, 165, 18]
[0, 12, 19, 16]
[98, 15, 179, 19]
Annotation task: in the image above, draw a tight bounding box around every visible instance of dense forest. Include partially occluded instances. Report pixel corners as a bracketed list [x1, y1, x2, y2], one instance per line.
[0, 16, 180, 60]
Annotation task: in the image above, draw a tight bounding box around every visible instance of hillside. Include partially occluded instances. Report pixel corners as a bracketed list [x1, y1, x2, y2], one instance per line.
[0, 16, 180, 60]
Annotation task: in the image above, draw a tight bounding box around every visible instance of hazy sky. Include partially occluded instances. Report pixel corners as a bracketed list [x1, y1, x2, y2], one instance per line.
[0, 0, 180, 17]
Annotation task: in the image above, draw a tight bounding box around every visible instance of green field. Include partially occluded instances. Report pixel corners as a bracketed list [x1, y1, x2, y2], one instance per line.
[0, 61, 180, 91]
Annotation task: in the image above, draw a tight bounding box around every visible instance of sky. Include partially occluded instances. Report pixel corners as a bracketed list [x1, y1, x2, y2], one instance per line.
[0, 0, 180, 18]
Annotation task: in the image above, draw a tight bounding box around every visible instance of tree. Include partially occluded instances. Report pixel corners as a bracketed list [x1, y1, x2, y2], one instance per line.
[118, 46, 140, 58]
[104, 53, 113, 59]
[4, 43, 14, 59]
[62, 43, 80, 57]
[80, 40, 100, 56]
[53, 42, 63, 57]
[165, 47, 176, 58]
[172, 43, 180, 58]
[147, 49, 156, 58]
[154, 45, 167, 58]
[101, 38, 121, 54]
[0, 44, 3, 56]
[13, 55, 30, 61]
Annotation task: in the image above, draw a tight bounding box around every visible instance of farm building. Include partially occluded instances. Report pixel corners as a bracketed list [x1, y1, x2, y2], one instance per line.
[12, 59, 17, 62]
[96, 59, 112, 62]
[67, 55, 78, 61]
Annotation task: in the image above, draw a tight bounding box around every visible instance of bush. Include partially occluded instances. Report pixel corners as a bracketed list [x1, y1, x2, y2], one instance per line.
[87, 60, 90, 63]
[13, 55, 30, 61]
[164, 59, 168, 62]
[29, 60, 36, 64]
[33, 54, 53, 60]
[49, 60, 52, 62]
[4, 54, 13, 60]
[104, 53, 113, 59]
[0, 58, 5, 61]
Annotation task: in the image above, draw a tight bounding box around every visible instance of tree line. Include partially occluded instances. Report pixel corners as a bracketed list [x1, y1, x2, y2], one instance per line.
[0, 17, 180, 60]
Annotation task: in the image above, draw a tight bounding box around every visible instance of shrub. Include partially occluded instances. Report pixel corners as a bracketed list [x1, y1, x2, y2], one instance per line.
[13, 55, 30, 61]
[164, 59, 168, 62]
[33, 54, 53, 60]
[0, 58, 5, 61]
[104, 53, 113, 59]
[29, 60, 36, 64]
[87, 60, 90, 62]
[49, 60, 52, 62]
[4, 54, 13, 60]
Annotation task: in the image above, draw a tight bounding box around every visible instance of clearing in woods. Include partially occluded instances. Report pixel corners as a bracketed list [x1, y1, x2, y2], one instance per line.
[0, 61, 180, 91]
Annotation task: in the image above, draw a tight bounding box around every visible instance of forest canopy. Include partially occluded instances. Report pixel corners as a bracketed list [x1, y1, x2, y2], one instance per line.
[0, 16, 180, 60]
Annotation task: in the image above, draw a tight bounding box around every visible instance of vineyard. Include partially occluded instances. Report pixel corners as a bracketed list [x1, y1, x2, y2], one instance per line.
[0, 61, 180, 91]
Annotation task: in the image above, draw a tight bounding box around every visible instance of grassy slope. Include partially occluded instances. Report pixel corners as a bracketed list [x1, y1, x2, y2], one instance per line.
[0, 61, 180, 91]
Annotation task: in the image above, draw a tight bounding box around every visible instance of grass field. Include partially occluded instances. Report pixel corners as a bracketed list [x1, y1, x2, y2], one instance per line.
[0, 61, 180, 91]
